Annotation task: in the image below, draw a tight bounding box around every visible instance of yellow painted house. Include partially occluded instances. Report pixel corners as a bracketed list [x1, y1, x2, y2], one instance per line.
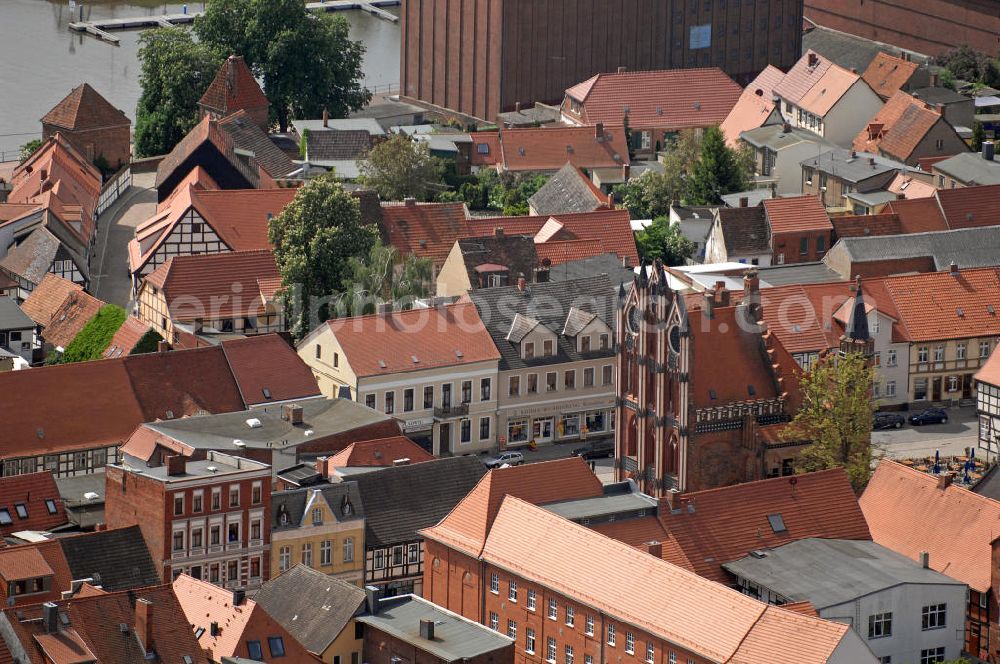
[270, 482, 365, 585]
[255, 564, 368, 664]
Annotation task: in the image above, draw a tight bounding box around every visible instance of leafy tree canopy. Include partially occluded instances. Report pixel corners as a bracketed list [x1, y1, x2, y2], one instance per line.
[635, 216, 696, 266]
[346, 238, 433, 314]
[57, 305, 128, 364]
[936, 45, 1000, 88]
[18, 139, 42, 164]
[358, 134, 447, 202]
[685, 126, 752, 205]
[268, 173, 378, 338]
[134, 28, 223, 158]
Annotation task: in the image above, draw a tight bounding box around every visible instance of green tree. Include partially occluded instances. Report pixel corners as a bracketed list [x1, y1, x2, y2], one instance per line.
[134, 28, 223, 158]
[937, 45, 1000, 87]
[634, 216, 696, 266]
[614, 129, 704, 217]
[268, 173, 378, 338]
[972, 121, 986, 151]
[346, 239, 433, 314]
[18, 139, 42, 163]
[195, 0, 369, 131]
[685, 125, 751, 205]
[785, 352, 876, 491]
[358, 134, 447, 201]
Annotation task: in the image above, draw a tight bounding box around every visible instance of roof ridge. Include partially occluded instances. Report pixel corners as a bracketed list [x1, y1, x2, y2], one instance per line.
[325, 300, 475, 325]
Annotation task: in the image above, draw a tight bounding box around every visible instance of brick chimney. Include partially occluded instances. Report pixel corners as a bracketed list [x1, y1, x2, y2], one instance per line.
[714, 280, 730, 306]
[322, 108, 329, 128]
[807, 52, 818, 68]
[404, 197, 417, 207]
[282, 403, 304, 425]
[739, 196, 749, 207]
[595, 123, 604, 141]
[937, 472, 953, 489]
[166, 455, 186, 477]
[743, 268, 761, 321]
[135, 599, 154, 654]
[495, 227, 505, 238]
[622, 163, 630, 181]
[617, 66, 627, 74]
[644, 541, 663, 558]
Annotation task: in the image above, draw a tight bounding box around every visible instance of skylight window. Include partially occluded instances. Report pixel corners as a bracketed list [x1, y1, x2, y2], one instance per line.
[767, 513, 787, 534]
[14, 504, 27, 519]
[0, 509, 12, 525]
[45, 500, 57, 515]
[477, 143, 490, 155]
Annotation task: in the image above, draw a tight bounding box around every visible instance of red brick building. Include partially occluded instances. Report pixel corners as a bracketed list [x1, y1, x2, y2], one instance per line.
[763, 195, 834, 265]
[615, 265, 805, 495]
[421, 494, 876, 663]
[105, 451, 272, 591]
[41, 83, 131, 169]
[400, 0, 804, 122]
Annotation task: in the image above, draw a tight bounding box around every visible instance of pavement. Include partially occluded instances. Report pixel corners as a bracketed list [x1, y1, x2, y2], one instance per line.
[873, 405, 979, 461]
[92, 170, 157, 308]
[491, 440, 616, 483]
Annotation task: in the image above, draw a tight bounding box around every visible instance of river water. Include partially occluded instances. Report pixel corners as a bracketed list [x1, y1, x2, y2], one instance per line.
[0, 0, 401, 157]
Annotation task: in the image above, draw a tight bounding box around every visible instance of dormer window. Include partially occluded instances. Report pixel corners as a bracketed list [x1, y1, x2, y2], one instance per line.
[580, 336, 591, 353]
[543, 340, 554, 357]
[524, 342, 535, 360]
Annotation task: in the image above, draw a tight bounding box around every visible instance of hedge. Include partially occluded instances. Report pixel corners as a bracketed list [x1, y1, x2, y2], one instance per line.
[60, 304, 127, 364]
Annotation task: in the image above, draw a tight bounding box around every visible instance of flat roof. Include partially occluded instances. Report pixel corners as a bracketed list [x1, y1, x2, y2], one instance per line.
[117, 454, 268, 482]
[723, 538, 964, 610]
[800, 149, 908, 183]
[359, 595, 513, 661]
[543, 480, 657, 521]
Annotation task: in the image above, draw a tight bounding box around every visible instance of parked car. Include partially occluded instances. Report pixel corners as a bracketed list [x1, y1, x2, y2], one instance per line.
[873, 412, 905, 430]
[909, 408, 949, 426]
[483, 451, 525, 469]
[572, 439, 615, 460]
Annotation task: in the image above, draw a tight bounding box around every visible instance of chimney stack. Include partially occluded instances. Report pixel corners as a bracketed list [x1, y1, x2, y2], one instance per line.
[365, 585, 383, 615]
[419, 619, 435, 641]
[919, 551, 930, 568]
[404, 197, 417, 207]
[807, 52, 818, 68]
[233, 589, 246, 607]
[322, 108, 329, 128]
[515, 101, 521, 113]
[714, 280, 730, 306]
[622, 163, 630, 181]
[282, 404, 304, 425]
[664, 489, 683, 512]
[929, 71, 939, 88]
[135, 598, 154, 654]
[739, 196, 749, 208]
[157, 340, 170, 353]
[983, 141, 995, 162]
[494, 227, 505, 238]
[949, 261, 959, 274]
[595, 123, 604, 141]
[517, 276, 527, 292]
[392, 458, 411, 466]
[782, 122, 791, 134]
[644, 541, 663, 558]
[617, 66, 627, 74]
[937, 472, 954, 489]
[166, 455, 186, 477]
[42, 602, 58, 634]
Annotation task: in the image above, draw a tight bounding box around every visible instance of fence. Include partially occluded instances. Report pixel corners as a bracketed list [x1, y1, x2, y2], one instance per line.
[95, 164, 132, 218]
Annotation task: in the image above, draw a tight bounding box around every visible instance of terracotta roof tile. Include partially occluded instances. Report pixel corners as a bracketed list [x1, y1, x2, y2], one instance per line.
[534, 239, 608, 265]
[853, 91, 947, 161]
[883, 196, 948, 233]
[483, 497, 852, 663]
[862, 52, 919, 99]
[323, 436, 434, 470]
[220, 334, 321, 406]
[325, 303, 499, 377]
[658, 468, 871, 584]
[0, 472, 67, 536]
[720, 65, 786, 146]
[20, 274, 83, 327]
[41, 83, 130, 131]
[773, 50, 834, 104]
[422, 458, 604, 557]
[831, 213, 903, 238]
[380, 202, 469, 263]
[199, 55, 269, 116]
[42, 290, 105, 349]
[886, 172, 937, 200]
[564, 68, 742, 130]
[588, 516, 669, 549]
[938, 182, 1000, 229]
[103, 317, 151, 359]
[0, 547, 55, 581]
[763, 195, 832, 234]
[881, 266, 1000, 342]
[797, 65, 863, 117]
[975, 346, 1000, 386]
[495, 125, 630, 172]
[470, 133, 501, 167]
[861, 459, 1000, 591]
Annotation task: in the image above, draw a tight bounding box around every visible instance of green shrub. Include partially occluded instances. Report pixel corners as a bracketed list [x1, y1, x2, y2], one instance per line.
[60, 305, 127, 363]
[131, 327, 164, 355]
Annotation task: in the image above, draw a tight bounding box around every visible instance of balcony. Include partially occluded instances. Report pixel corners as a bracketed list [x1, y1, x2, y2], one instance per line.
[433, 403, 468, 420]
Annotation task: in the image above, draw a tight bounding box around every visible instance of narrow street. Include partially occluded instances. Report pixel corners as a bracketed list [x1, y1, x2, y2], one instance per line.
[91, 170, 157, 309]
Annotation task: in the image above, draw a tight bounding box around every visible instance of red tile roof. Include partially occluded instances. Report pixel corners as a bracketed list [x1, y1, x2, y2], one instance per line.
[797, 65, 863, 117]
[199, 55, 269, 116]
[861, 52, 919, 99]
[422, 457, 604, 557]
[589, 516, 669, 549]
[886, 172, 936, 200]
[482, 497, 852, 663]
[830, 213, 903, 238]
[20, 274, 83, 328]
[861, 460, 1000, 591]
[324, 302, 499, 377]
[564, 68, 742, 130]
[220, 334, 321, 406]
[470, 132, 501, 167]
[173, 574, 312, 663]
[938, 182, 1000, 229]
[534, 239, 608, 265]
[975, 346, 1000, 386]
[379, 202, 469, 263]
[0, 472, 67, 536]
[103, 317, 151, 359]
[881, 267, 1000, 342]
[773, 50, 833, 104]
[323, 436, 434, 470]
[42, 290, 106, 349]
[658, 468, 872, 584]
[852, 91, 943, 161]
[763, 195, 832, 234]
[0, 547, 55, 581]
[41, 83, 130, 131]
[883, 196, 948, 233]
[720, 65, 785, 147]
[490, 125, 630, 172]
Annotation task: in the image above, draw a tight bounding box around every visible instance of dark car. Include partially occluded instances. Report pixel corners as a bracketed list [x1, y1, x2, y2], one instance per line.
[873, 412, 905, 430]
[572, 439, 615, 460]
[909, 408, 949, 426]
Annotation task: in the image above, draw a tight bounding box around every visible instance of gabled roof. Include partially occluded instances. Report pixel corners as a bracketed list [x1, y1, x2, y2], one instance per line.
[421, 457, 603, 557]
[933, 151, 1000, 186]
[483, 496, 854, 664]
[41, 83, 130, 131]
[154, 116, 260, 194]
[716, 206, 770, 255]
[830, 213, 903, 238]
[886, 172, 937, 200]
[861, 52, 919, 99]
[455, 234, 539, 288]
[0, 296, 35, 332]
[379, 202, 469, 264]
[880, 267, 1000, 342]
[861, 459, 1000, 591]
[657, 468, 871, 584]
[491, 125, 630, 172]
[3, 584, 209, 664]
[528, 163, 608, 216]
[352, 456, 487, 547]
[321, 303, 500, 377]
[564, 68, 742, 130]
[937, 182, 1000, 229]
[773, 50, 834, 104]
[534, 239, 608, 266]
[57, 525, 160, 591]
[253, 565, 365, 656]
[975, 346, 1000, 387]
[198, 55, 269, 116]
[304, 128, 371, 161]
[323, 436, 434, 469]
[271, 482, 364, 531]
[217, 111, 296, 179]
[882, 196, 948, 233]
[720, 65, 786, 147]
[852, 91, 945, 160]
[797, 64, 865, 117]
[41, 290, 105, 349]
[220, 334, 321, 406]
[103, 317, 151, 359]
[0, 228, 62, 287]
[763, 195, 832, 234]
[0, 472, 66, 535]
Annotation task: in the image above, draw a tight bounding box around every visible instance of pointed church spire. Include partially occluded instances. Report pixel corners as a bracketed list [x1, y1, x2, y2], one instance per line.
[845, 275, 870, 342]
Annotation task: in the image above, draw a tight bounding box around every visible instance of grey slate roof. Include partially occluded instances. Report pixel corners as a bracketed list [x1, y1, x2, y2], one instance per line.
[971, 462, 1000, 500]
[721, 190, 773, 208]
[468, 275, 617, 371]
[828, 226, 1000, 270]
[496, 104, 562, 127]
[756, 262, 846, 286]
[528, 163, 605, 216]
[292, 118, 386, 137]
[910, 86, 969, 105]
[741, 124, 833, 152]
[717, 207, 771, 255]
[254, 565, 366, 655]
[58, 525, 160, 591]
[933, 152, 1000, 186]
[506, 313, 541, 343]
[0, 227, 60, 285]
[351, 456, 486, 548]
[562, 307, 597, 336]
[456, 234, 539, 289]
[801, 24, 898, 74]
[271, 482, 364, 532]
[543, 481, 657, 521]
[800, 149, 908, 184]
[722, 538, 964, 610]
[544, 253, 635, 290]
[218, 112, 297, 178]
[0, 297, 34, 331]
[306, 129, 372, 161]
[359, 595, 513, 662]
